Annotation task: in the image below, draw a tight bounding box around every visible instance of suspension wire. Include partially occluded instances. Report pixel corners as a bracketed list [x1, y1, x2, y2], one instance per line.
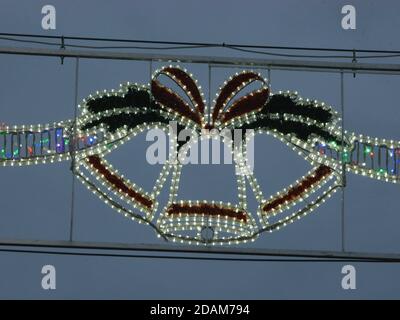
[225, 45, 351, 59]
[225, 45, 400, 59]
[1, 33, 400, 60]
[1, 247, 400, 263]
[0, 36, 215, 50]
[2, 32, 400, 53]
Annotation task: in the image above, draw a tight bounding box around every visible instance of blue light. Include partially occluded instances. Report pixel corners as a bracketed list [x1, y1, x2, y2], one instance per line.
[56, 128, 62, 138]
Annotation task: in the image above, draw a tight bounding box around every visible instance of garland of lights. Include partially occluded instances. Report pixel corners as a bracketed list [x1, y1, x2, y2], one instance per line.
[1, 66, 400, 245]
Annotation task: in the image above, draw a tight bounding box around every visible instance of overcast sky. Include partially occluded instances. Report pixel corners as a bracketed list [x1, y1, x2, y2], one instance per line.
[1, 0, 400, 299]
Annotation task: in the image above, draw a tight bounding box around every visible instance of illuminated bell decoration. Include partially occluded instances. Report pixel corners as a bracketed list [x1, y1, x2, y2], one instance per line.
[1, 66, 400, 246]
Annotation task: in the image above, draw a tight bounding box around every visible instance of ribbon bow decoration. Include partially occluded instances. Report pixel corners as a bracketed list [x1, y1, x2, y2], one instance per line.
[151, 66, 270, 130]
[1, 65, 399, 245]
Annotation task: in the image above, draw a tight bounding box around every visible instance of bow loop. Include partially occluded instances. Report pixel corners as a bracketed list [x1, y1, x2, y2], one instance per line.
[151, 66, 205, 126]
[212, 71, 269, 126]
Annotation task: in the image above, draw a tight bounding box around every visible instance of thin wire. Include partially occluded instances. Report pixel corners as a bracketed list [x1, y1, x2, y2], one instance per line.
[0, 36, 60, 46]
[0, 36, 216, 51]
[226, 45, 352, 59]
[226, 45, 400, 59]
[0, 248, 397, 262]
[2, 35, 400, 60]
[357, 54, 400, 59]
[67, 44, 215, 50]
[2, 32, 400, 54]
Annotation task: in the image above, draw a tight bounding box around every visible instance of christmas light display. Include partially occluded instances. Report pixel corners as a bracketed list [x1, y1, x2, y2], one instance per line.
[1, 66, 399, 245]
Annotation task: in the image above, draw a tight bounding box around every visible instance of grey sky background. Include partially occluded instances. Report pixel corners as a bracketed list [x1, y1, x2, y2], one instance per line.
[0, 0, 400, 299]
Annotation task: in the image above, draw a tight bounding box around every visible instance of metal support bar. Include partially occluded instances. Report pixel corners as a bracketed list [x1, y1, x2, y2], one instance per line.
[340, 72, 346, 252]
[69, 58, 79, 242]
[268, 67, 271, 88]
[0, 239, 400, 262]
[1, 46, 400, 75]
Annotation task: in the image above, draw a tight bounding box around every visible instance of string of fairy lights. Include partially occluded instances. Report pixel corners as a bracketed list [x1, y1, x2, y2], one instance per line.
[1, 65, 400, 245]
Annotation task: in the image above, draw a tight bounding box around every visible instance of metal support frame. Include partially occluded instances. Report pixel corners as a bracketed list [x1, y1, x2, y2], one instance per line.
[1, 46, 400, 75]
[1, 44, 400, 261]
